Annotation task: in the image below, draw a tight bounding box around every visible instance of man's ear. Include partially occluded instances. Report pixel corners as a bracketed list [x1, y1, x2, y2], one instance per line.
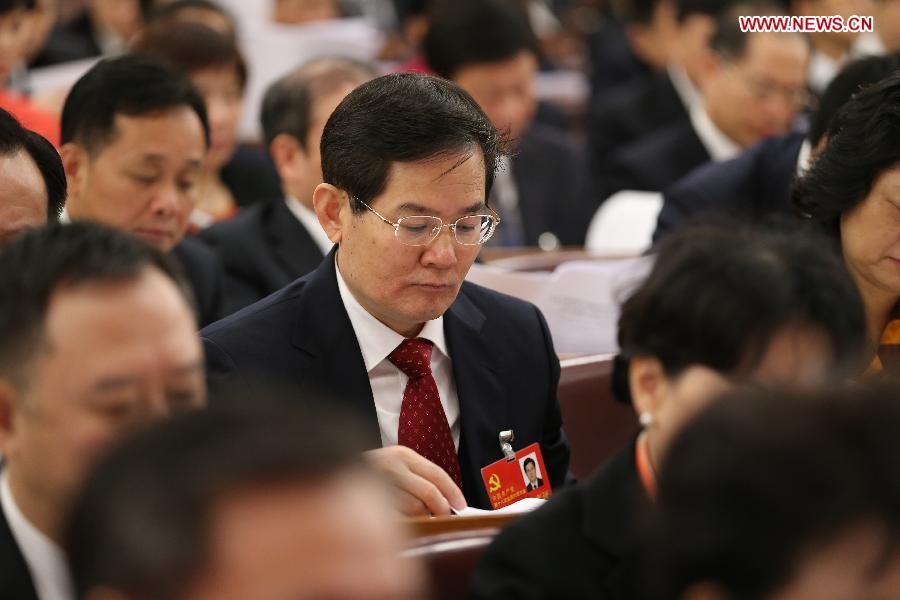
[312, 183, 348, 245]
[59, 143, 87, 210]
[0, 378, 21, 458]
[268, 133, 306, 182]
[628, 356, 670, 421]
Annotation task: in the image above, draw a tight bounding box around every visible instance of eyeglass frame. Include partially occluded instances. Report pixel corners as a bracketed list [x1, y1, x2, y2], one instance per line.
[350, 194, 502, 246]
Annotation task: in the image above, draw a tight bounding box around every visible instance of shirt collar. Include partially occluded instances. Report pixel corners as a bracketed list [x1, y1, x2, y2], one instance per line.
[690, 102, 743, 162]
[850, 31, 887, 58]
[796, 139, 813, 177]
[285, 196, 335, 255]
[1, 471, 73, 600]
[667, 64, 701, 111]
[334, 253, 448, 372]
[58, 208, 70, 224]
[634, 432, 657, 501]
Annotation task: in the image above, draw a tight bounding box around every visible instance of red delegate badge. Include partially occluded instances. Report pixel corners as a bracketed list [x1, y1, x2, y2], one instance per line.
[480, 442, 552, 509]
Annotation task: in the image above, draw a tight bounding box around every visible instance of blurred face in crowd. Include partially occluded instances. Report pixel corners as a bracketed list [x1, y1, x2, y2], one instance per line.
[0, 150, 47, 246]
[191, 66, 243, 173]
[179, 473, 425, 600]
[703, 32, 809, 148]
[0, 6, 30, 84]
[874, 0, 900, 52]
[23, 0, 60, 62]
[794, 0, 872, 57]
[840, 166, 900, 308]
[0, 267, 204, 541]
[453, 50, 538, 143]
[273, 0, 341, 25]
[276, 82, 359, 209]
[89, 0, 142, 42]
[63, 107, 207, 252]
[630, 324, 833, 469]
[316, 150, 487, 337]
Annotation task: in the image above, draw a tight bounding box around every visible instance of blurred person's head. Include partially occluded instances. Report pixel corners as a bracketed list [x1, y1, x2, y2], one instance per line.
[273, 0, 342, 25]
[617, 226, 866, 469]
[872, 0, 900, 53]
[0, 0, 35, 83]
[0, 107, 66, 245]
[794, 73, 900, 343]
[60, 55, 209, 252]
[699, 3, 810, 148]
[672, 0, 740, 84]
[131, 22, 245, 174]
[66, 403, 426, 600]
[142, 0, 237, 38]
[621, 0, 679, 71]
[22, 0, 58, 63]
[424, 0, 539, 142]
[807, 52, 900, 150]
[650, 384, 900, 600]
[88, 0, 142, 48]
[261, 56, 375, 210]
[314, 72, 505, 336]
[0, 222, 204, 543]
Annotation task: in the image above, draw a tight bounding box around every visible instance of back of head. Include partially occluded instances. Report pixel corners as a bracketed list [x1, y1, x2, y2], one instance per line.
[423, 0, 538, 79]
[260, 56, 377, 151]
[130, 21, 247, 89]
[794, 72, 900, 240]
[616, 226, 865, 390]
[650, 384, 900, 598]
[65, 403, 375, 599]
[0, 222, 189, 389]
[0, 107, 66, 222]
[143, 0, 237, 37]
[61, 55, 210, 153]
[320, 72, 506, 211]
[809, 52, 900, 146]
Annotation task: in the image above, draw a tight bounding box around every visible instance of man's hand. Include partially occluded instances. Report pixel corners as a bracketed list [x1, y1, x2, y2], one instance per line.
[364, 446, 467, 516]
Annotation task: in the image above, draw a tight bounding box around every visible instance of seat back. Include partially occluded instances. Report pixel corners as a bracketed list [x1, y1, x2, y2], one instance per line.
[403, 528, 500, 600]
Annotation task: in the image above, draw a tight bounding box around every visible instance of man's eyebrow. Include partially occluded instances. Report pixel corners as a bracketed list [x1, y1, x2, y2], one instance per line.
[395, 201, 488, 216]
[90, 362, 203, 392]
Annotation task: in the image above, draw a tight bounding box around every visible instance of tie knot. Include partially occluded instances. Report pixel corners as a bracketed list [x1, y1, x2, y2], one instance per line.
[388, 338, 434, 378]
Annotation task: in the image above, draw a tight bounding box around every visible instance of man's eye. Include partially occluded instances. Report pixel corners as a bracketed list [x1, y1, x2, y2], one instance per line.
[177, 179, 197, 192]
[402, 224, 430, 235]
[130, 174, 157, 185]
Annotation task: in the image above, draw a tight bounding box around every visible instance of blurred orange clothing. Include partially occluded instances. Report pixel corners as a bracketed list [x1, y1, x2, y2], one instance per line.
[0, 90, 60, 147]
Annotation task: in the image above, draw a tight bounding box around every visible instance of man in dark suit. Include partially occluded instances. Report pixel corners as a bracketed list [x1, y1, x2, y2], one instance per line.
[523, 457, 543, 491]
[587, 0, 725, 177]
[199, 57, 375, 314]
[59, 55, 225, 326]
[423, 0, 592, 247]
[0, 223, 205, 600]
[601, 2, 809, 197]
[202, 73, 571, 515]
[653, 53, 900, 243]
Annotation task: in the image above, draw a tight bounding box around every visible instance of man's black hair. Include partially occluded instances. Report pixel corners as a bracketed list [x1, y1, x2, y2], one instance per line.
[809, 53, 900, 146]
[61, 55, 210, 153]
[710, 1, 797, 60]
[0, 222, 192, 389]
[141, 0, 235, 28]
[523, 457, 536, 469]
[649, 384, 900, 598]
[613, 226, 866, 402]
[0, 108, 66, 221]
[320, 72, 506, 213]
[66, 401, 369, 600]
[794, 73, 900, 242]
[423, 0, 538, 80]
[0, 0, 32, 15]
[260, 56, 376, 151]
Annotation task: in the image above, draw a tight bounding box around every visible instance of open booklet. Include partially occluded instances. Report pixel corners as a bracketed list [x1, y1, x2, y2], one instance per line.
[450, 497, 546, 517]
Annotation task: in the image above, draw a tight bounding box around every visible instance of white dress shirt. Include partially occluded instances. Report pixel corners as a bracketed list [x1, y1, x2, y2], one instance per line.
[667, 64, 701, 111]
[690, 103, 743, 163]
[334, 259, 461, 449]
[285, 196, 335, 255]
[0, 472, 73, 600]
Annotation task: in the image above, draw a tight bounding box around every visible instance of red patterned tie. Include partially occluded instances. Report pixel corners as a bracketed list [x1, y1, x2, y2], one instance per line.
[389, 338, 464, 490]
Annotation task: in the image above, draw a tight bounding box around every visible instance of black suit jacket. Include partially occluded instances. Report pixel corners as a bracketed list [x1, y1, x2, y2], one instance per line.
[653, 131, 806, 243]
[0, 500, 39, 600]
[588, 72, 690, 181]
[171, 237, 226, 327]
[220, 144, 283, 208]
[471, 441, 648, 599]
[604, 120, 711, 196]
[201, 249, 571, 509]
[198, 199, 327, 314]
[508, 124, 594, 246]
[525, 478, 544, 492]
